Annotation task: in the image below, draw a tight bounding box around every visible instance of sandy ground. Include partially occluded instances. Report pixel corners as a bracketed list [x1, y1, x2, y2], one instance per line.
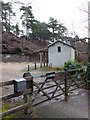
[1, 62, 39, 82]
[0, 62, 40, 96]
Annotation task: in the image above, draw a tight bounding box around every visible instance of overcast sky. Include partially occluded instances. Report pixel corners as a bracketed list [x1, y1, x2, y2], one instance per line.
[3, 0, 89, 38]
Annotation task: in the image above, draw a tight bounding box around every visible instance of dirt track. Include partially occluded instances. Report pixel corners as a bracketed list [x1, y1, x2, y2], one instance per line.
[1, 62, 35, 82]
[1, 62, 35, 96]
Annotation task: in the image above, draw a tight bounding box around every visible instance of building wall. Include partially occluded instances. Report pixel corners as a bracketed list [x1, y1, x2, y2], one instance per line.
[48, 42, 75, 67]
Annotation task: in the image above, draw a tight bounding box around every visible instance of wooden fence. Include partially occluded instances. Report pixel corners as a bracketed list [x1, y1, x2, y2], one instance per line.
[0, 68, 86, 118]
[0, 76, 33, 119]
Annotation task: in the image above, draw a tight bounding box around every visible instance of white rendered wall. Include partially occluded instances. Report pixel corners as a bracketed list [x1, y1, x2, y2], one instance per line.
[48, 42, 75, 67]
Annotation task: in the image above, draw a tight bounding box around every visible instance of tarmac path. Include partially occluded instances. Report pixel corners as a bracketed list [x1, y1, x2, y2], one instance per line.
[35, 91, 88, 118]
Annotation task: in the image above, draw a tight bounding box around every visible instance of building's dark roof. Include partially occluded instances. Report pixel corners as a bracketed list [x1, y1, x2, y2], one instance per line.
[48, 40, 75, 49]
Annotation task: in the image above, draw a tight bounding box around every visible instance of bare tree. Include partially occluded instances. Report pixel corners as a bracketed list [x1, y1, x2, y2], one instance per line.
[78, 0, 90, 62]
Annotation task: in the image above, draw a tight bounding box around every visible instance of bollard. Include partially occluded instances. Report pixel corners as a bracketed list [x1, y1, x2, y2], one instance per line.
[28, 65, 30, 72]
[35, 63, 36, 70]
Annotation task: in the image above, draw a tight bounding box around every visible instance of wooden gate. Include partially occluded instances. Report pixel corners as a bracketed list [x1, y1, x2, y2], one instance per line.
[32, 68, 86, 106]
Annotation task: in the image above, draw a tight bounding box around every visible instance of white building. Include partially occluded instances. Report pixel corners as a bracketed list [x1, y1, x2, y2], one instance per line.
[48, 40, 75, 67]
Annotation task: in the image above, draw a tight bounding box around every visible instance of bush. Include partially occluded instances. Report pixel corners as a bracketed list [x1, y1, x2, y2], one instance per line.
[64, 60, 83, 70]
[15, 47, 22, 53]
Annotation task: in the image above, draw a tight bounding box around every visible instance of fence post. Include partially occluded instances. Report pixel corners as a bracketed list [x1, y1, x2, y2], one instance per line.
[24, 76, 33, 115]
[35, 63, 36, 70]
[28, 65, 30, 72]
[64, 68, 68, 101]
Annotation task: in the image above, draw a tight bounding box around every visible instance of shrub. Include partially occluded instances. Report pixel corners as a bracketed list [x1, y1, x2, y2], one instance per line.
[64, 60, 83, 70]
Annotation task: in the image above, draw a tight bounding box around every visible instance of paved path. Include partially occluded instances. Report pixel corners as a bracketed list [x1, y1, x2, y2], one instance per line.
[35, 91, 88, 118]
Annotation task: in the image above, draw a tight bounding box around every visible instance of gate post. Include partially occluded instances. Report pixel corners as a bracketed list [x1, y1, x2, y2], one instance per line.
[23, 75, 33, 114]
[64, 68, 68, 101]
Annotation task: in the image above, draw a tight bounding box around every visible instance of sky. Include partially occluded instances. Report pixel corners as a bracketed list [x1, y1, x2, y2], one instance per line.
[31, 0, 88, 38]
[3, 0, 89, 38]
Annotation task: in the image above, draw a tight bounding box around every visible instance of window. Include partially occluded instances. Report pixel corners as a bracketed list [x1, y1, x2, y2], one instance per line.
[58, 46, 61, 52]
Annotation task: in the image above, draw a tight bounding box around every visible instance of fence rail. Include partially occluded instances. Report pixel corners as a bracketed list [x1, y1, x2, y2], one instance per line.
[0, 76, 33, 119]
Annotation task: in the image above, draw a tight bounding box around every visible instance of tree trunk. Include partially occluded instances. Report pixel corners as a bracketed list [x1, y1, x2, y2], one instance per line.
[8, 11, 10, 32]
[5, 10, 7, 31]
[1, 11, 3, 31]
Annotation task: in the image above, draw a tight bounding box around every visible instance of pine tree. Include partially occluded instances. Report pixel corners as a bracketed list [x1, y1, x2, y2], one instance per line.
[48, 17, 67, 41]
[20, 5, 35, 40]
[1, 1, 16, 32]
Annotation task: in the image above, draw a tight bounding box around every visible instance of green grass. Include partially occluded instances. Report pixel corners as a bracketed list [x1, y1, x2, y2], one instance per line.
[1, 101, 24, 119]
[31, 66, 63, 72]
[51, 67, 63, 71]
[39, 66, 63, 72]
[23, 66, 64, 76]
[2, 103, 12, 112]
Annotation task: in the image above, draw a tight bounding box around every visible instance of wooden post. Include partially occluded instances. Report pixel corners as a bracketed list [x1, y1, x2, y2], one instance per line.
[43, 52, 45, 67]
[28, 65, 30, 72]
[24, 76, 33, 114]
[64, 69, 68, 101]
[40, 52, 42, 68]
[35, 63, 36, 70]
[46, 52, 48, 67]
